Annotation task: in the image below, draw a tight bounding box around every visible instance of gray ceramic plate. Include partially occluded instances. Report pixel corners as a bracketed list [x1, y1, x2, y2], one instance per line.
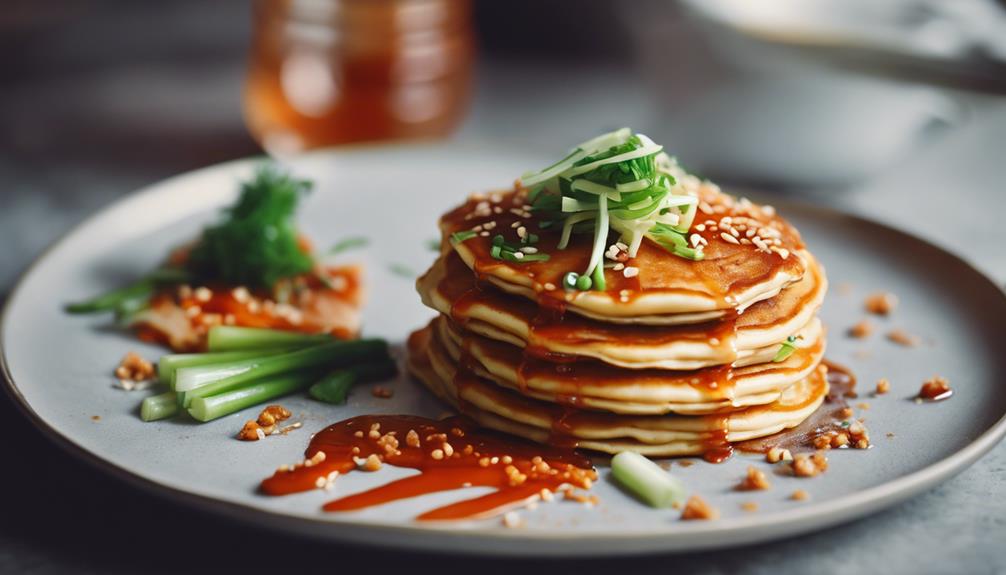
[3, 144, 1005, 556]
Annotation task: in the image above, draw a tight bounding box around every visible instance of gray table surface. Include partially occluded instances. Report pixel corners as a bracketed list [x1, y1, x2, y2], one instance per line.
[2, 5, 1005, 573]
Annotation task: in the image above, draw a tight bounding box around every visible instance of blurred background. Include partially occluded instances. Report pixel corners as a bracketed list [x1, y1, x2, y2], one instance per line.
[1, 0, 1005, 572]
[3, 0, 1006, 291]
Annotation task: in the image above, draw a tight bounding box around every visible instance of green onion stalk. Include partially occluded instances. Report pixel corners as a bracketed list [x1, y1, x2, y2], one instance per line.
[610, 451, 687, 508]
[522, 128, 704, 291]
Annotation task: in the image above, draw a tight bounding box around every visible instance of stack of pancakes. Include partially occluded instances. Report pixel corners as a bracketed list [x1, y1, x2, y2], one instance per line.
[408, 180, 828, 459]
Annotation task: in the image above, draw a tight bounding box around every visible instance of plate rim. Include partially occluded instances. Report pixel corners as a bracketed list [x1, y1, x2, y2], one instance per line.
[3, 146, 1005, 556]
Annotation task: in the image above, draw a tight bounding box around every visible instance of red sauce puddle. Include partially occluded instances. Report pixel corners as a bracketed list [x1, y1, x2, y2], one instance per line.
[260, 415, 596, 521]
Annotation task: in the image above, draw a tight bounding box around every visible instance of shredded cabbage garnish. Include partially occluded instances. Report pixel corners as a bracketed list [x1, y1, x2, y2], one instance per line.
[524, 128, 704, 290]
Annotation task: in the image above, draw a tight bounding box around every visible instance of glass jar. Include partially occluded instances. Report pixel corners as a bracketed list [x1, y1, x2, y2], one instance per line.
[244, 0, 474, 154]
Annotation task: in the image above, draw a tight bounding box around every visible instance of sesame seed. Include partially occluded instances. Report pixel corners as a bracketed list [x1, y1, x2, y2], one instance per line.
[623, 266, 639, 278]
[194, 287, 212, 302]
[502, 512, 523, 528]
[720, 232, 740, 245]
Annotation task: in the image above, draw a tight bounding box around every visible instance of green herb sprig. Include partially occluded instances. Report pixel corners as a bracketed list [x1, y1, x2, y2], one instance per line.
[186, 165, 314, 289]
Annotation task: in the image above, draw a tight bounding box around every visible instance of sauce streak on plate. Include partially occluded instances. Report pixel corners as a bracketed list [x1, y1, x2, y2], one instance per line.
[261, 415, 597, 521]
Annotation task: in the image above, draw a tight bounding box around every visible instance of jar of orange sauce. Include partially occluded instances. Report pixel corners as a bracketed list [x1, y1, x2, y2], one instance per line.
[244, 0, 474, 153]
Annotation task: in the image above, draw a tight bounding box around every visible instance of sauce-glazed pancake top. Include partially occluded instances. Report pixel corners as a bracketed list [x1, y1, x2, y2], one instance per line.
[441, 184, 806, 324]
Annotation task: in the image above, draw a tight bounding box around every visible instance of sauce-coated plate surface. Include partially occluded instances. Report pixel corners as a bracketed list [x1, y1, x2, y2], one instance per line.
[3, 145, 1005, 556]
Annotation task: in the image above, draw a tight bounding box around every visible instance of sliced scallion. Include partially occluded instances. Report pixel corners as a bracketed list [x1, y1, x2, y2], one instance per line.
[773, 335, 799, 363]
[611, 451, 687, 508]
[308, 360, 398, 404]
[206, 326, 332, 352]
[141, 391, 179, 422]
[450, 230, 478, 244]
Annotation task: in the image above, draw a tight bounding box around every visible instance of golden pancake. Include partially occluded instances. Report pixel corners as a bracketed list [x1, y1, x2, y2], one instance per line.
[407, 325, 829, 457]
[441, 184, 806, 324]
[418, 250, 826, 370]
[431, 315, 826, 415]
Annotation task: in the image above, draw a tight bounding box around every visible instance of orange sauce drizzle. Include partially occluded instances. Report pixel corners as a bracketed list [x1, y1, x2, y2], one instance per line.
[260, 415, 597, 521]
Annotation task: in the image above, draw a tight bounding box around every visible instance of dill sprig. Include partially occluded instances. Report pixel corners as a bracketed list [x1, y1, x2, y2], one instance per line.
[186, 165, 315, 289]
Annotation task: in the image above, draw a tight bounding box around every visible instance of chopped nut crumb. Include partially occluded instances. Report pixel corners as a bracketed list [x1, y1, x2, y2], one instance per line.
[115, 352, 155, 383]
[813, 434, 834, 450]
[257, 404, 291, 427]
[875, 378, 890, 395]
[738, 466, 771, 491]
[741, 501, 759, 513]
[681, 495, 719, 520]
[847, 420, 871, 448]
[865, 292, 898, 315]
[831, 432, 850, 448]
[502, 511, 523, 528]
[371, 386, 394, 399]
[90, 415, 101, 421]
[918, 376, 953, 401]
[562, 488, 598, 506]
[791, 489, 810, 501]
[792, 452, 829, 477]
[406, 429, 421, 448]
[887, 329, 919, 347]
[766, 446, 793, 463]
[838, 407, 854, 419]
[238, 420, 263, 441]
[848, 320, 874, 339]
[361, 454, 382, 471]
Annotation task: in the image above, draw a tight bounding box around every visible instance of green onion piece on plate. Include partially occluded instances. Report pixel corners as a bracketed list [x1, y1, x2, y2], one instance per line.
[206, 326, 333, 352]
[611, 451, 687, 508]
[307, 360, 398, 405]
[141, 391, 180, 422]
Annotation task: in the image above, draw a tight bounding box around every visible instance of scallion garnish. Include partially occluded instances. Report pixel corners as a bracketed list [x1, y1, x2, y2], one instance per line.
[138, 326, 395, 422]
[327, 236, 369, 256]
[308, 360, 398, 404]
[522, 129, 704, 291]
[772, 335, 800, 362]
[389, 263, 417, 278]
[489, 234, 550, 264]
[611, 451, 687, 508]
[450, 230, 478, 244]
